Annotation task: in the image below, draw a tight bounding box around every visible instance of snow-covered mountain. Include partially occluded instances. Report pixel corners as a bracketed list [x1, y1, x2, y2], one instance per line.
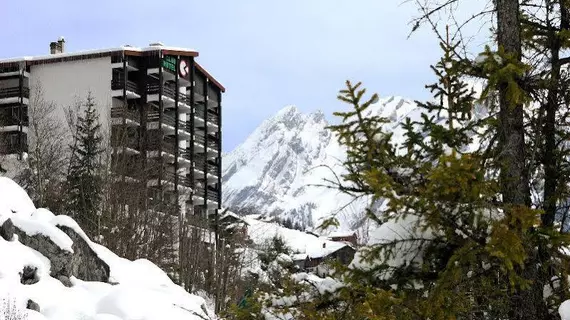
[0, 178, 214, 320]
[222, 97, 418, 237]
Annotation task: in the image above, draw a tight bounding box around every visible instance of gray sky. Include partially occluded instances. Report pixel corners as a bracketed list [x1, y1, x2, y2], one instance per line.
[0, 0, 489, 152]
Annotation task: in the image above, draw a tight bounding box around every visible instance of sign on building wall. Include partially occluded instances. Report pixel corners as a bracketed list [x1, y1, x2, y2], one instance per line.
[179, 60, 189, 78]
[162, 56, 176, 73]
[162, 56, 190, 80]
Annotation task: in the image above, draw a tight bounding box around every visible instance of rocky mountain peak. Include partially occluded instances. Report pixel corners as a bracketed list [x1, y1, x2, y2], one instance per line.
[223, 97, 419, 234]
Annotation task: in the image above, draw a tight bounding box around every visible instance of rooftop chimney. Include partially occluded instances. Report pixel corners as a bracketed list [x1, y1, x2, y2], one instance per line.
[57, 37, 65, 53]
[49, 42, 57, 54]
[49, 37, 65, 54]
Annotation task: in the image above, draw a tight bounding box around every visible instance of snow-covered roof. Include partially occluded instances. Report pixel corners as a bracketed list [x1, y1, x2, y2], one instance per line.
[220, 211, 248, 225]
[292, 253, 308, 261]
[0, 44, 226, 92]
[328, 231, 356, 238]
[0, 45, 198, 64]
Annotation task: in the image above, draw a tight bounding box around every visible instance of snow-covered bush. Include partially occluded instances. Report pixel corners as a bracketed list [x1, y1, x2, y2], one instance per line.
[0, 299, 27, 320]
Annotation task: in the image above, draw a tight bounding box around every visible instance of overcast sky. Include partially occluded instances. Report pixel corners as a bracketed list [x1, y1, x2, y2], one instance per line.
[0, 0, 490, 151]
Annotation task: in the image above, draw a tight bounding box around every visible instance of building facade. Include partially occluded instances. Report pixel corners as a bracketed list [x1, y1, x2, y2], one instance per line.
[0, 39, 223, 217]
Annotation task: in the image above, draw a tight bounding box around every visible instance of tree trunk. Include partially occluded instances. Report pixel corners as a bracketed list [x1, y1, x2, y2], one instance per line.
[496, 1, 550, 319]
[541, 0, 565, 227]
[496, 0, 530, 207]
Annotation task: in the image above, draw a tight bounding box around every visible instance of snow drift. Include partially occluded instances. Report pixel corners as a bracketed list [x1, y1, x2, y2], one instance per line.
[0, 177, 213, 320]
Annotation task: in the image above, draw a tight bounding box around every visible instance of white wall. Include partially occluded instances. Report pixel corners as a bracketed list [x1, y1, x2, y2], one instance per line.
[29, 57, 113, 143]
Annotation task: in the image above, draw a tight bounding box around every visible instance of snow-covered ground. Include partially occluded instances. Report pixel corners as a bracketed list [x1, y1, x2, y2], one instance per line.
[0, 177, 214, 320]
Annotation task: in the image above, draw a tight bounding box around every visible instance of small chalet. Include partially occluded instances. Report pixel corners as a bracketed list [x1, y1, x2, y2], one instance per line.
[218, 211, 249, 239]
[328, 231, 358, 247]
[292, 241, 356, 274]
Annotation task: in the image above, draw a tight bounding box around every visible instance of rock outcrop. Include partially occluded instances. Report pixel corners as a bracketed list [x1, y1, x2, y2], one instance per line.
[10, 220, 74, 279]
[0, 217, 14, 241]
[26, 299, 40, 312]
[2, 218, 109, 283]
[57, 225, 110, 282]
[20, 265, 39, 285]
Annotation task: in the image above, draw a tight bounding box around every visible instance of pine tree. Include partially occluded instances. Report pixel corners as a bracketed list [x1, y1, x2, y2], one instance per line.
[64, 93, 104, 237]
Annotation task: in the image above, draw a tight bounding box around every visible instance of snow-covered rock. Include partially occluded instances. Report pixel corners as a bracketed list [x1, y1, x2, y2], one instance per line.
[0, 177, 214, 320]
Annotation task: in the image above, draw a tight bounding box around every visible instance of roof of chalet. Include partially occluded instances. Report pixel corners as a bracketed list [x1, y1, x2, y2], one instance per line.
[220, 211, 249, 225]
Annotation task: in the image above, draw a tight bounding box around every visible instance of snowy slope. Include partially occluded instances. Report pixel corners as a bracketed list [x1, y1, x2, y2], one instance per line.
[238, 214, 351, 285]
[222, 97, 418, 237]
[0, 177, 213, 320]
[243, 215, 346, 258]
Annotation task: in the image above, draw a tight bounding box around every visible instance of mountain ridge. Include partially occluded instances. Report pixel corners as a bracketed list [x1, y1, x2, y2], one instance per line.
[222, 96, 418, 237]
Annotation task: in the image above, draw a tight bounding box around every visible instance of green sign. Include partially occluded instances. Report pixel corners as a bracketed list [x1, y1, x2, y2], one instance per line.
[162, 56, 176, 72]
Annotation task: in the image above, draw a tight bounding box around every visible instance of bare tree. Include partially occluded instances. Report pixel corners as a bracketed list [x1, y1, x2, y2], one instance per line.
[15, 84, 66, 210]
[98, 117, 177, 271]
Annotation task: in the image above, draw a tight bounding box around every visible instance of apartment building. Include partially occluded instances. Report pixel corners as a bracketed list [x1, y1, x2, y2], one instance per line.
[0, 38, 223, 216]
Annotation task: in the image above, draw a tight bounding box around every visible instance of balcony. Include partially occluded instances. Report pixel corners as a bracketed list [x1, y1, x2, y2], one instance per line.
[111, 56, 139, 71]
[193, 185, 220, 206]
[164, 171, 192, 188]
[147, 112, 191, 139]
[0, 143, 28, 155]
[0, 105, 29, 135]
[194, 106, 219, 130]
[192, 134, 219, 159]
[0, 132, 28, 155]
[0, 87, 29, 105]
[111, 107, 140, 126]
[192, 156, 219, 182]
[111, 78, 141, 99]
[0, 109, 28, 126]
[162, 141, 192, 159]
[147, 83, 192, 113]
[148, 170, 192, 189]
[147, 138, 192, 167]
[111, 137, 140, 155]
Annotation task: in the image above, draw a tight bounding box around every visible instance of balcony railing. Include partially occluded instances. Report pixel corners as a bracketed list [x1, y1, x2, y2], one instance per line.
[147, 83, 191, 104]
[0, 87, 29, 100]
[193, 156, 219, 176]
[148, 112, 176, 127]
[0, 141, 28, 154]
[149, 138, 190, 159]
[111, 79, 139, 93]
[148, 112, 191, 136]
[0, 111, 29, 127]
[0, 66, 20, 74]
[193, 134, 219, 151]
[161, 140, 177, 155]
[193, 186, 219, 202]
[111, 137, 139, 151]
[207, 112, 218, 125]
[194, 134, 205, 145]
[111, 107, 140, 123]
[163, 170, 192, 187]
[195, 107, 219, 126]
